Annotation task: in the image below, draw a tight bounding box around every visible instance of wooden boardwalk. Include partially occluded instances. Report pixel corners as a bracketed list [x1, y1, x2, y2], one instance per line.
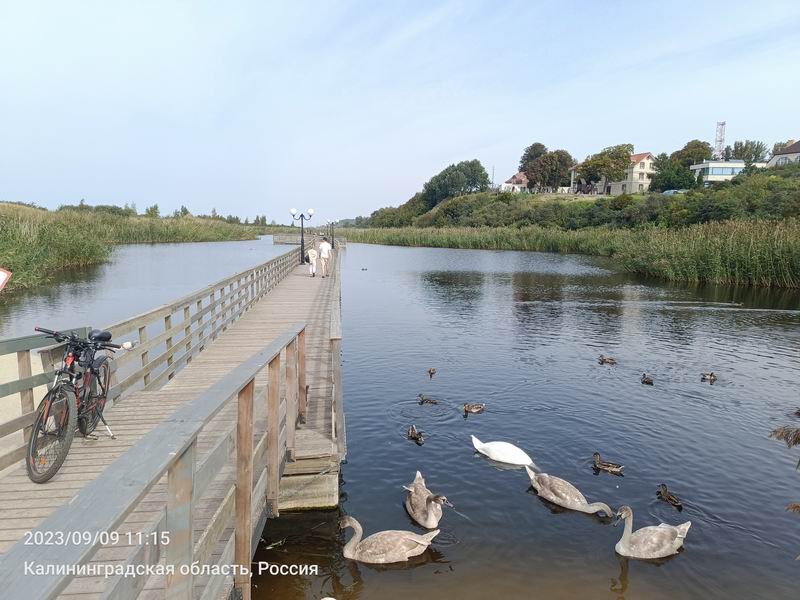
[0, 249, 344, 599]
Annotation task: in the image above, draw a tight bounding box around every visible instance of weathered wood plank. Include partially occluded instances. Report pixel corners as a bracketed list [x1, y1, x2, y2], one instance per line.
[234, 378, 254, 600]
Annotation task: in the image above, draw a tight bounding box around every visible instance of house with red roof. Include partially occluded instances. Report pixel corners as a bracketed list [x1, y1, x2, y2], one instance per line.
[604, 151, 655, 195]
[500, 171, 529, 192]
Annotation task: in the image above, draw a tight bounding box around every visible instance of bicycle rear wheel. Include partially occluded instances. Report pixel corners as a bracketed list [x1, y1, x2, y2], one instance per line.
[79, 361, 111, 436]
[26, 385, 77, 483]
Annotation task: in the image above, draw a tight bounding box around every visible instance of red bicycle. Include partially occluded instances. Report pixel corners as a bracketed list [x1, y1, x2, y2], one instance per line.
[25, 327, 131, 483]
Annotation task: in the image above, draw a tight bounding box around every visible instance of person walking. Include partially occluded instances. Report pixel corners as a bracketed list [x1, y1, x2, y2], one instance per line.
[318, 236, 332, 278]
[306, 245, 318, 277]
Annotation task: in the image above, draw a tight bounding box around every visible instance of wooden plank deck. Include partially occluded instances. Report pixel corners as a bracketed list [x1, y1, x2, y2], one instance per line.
[0, 263, 340, 599]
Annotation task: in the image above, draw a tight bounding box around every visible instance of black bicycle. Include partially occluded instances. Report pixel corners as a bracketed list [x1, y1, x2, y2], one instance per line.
[26, 327, 130, 483]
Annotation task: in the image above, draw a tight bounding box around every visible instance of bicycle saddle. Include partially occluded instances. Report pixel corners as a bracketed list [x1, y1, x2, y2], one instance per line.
[89, 329, 112, 342]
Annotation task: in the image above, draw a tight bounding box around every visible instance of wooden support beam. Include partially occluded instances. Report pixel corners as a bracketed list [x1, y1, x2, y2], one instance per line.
[285, 338, 298, 460]
[164, 314, 174, 379]
[266, 355, 281, 516]
[16, 350, 35, 443]
[165, 440, 195, 599]
[138, 326, 149, 386]
[234, 378, 255, 600]
[297, 328, 307, 422]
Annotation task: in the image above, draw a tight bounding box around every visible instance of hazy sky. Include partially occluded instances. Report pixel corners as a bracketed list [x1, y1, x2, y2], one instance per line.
[2, 1, 799, 222]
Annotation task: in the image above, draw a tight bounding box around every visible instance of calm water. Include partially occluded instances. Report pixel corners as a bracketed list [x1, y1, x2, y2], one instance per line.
[255, 243, 800, 600]
[0, 236, 287, 338]
[2, 240, 799, 599]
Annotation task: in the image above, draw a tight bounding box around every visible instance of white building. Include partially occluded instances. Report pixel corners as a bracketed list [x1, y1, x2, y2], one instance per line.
[500, 172, 529, 192]
[603, 152, 656, 195]
[689, 159, 766, 184]
[767, 140, 800, 167]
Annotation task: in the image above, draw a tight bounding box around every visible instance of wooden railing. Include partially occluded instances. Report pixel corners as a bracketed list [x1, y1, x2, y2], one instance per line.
[0, 248, 299, 475]
[0, 323, 307, 600]
[330, 251, 346, 459]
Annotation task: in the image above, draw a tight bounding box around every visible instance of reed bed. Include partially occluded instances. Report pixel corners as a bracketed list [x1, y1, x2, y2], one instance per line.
[0, 203, 261, 290]
[341, 219, 800, 288]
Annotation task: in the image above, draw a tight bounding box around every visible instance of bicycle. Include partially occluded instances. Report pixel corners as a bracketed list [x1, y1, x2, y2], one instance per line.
[25, 327, 132, 483]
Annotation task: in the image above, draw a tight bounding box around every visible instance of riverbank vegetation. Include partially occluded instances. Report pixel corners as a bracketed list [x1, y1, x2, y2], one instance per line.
[341, 218, 800, 288]
[0, 202, 268, 290]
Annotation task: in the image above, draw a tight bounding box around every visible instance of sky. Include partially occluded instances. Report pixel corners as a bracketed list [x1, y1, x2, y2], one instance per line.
[1, 1, 799, 222]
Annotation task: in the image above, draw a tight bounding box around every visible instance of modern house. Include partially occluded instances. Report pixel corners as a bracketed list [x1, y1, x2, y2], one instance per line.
[767, 140, 800, 167]
[689, 159, 766, 184]
[500, 172, 529, 193]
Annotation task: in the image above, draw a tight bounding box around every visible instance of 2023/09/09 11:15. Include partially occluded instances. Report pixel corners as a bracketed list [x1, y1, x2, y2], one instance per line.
[23, 530, 170, 547]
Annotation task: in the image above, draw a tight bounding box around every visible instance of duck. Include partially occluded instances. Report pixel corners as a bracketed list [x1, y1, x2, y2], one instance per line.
[525, 466, 613, 517]
[427, 368, 437, 379]
[463, 403, 485, 415]
[417, 393, 439, 405]
[407, 425, 425, 445]
[700, 372, 717, 384]
[403, 471, 453, 529]
[613, 505, 691, 559]
[641, 373, 654, 385]
[656, 483, 683, 510]
[593, 452, 624, 475]
[471, 435, 534, 466]
[339, 515, 439, 564]
[598, 355, 617, 365]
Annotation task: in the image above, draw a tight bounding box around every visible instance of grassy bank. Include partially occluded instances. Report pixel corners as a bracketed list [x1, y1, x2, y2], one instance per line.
[340, 220, 800, 288]
[0, 203, 264, 290]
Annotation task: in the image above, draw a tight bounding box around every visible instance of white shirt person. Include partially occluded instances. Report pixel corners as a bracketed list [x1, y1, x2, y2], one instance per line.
[318, 238, 332, 277]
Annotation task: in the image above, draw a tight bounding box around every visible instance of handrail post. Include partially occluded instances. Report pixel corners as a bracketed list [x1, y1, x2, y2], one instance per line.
[285, 337, 298, 460]
[16, 350, 35, 443]
[183, 305, 192, 365]
[165, 439, 196, 598]
[234, 378, 255, 600]
[138, 325, 149, 386]
[164, 314, 174, 379]
[266, 355, 281, 516]
[297, 328, 307, 423]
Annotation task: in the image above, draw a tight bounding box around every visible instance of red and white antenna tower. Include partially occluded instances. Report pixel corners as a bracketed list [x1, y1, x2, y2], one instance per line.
[714, 121, 726, 159]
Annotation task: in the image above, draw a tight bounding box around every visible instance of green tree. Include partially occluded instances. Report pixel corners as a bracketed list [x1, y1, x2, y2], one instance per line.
[649, 153, 696, 191]
[519, 142, 548, 171]
[523, 149, 575, 190]
[422, 160, 490, 209]
[144, 204, 160, 218]
[670, 139, 713, 168]
[579, 144, 633, 187]
[180, 205, 190, 216]
[725, 140, 769, 164]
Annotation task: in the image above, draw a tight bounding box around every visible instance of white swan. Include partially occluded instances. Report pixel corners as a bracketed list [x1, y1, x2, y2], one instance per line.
[471, 435, 533, 466]
[614, 505, 691, 559]
[525, 466, 613, 516]
[339, 515, 439, 564]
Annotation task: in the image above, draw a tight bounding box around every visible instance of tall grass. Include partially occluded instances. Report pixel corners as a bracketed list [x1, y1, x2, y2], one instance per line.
[340, 220, 800, 288]
[0, 203, 262, 290]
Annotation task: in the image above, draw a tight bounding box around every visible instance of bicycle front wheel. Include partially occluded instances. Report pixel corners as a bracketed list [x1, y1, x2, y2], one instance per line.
[26, 385, 77, 483]
[79, 361, 111, 436]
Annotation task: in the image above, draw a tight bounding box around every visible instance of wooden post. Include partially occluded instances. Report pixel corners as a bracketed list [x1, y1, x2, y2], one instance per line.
[164, 314, 174, 379]
[138, 326, 149, 386]
[297, 328, 307, 422]
[165, 440, 195, 599]
[234, 379, 255, 600]
[16, 350, 35, 443]
[266, 355, 281, 516]
[183, 305, 192, 365]
[285, 338, 297, 460]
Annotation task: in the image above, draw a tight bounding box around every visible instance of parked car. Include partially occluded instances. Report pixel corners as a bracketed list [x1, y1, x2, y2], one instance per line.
[662, 189, 687, 195]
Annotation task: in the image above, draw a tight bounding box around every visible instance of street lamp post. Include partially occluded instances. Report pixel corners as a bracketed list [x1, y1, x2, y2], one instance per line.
[290, 208, 314, 264]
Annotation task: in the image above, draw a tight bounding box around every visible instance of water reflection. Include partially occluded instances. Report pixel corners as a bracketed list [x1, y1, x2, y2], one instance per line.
[418, 271, 485, 320]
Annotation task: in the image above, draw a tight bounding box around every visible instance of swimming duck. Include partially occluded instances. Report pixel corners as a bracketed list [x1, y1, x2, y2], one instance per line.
[427, 368, 437, 379]
[339, 515, 439, 564]
[593, 452, 624, 475]
[613, 505, 691, 559]
[598, 355, 617, 365]
[656, 484, 683, 510]
[407, 425, 425, 445]
[417, 393, 439, 405]
[403, 471, 453, 529]
[463, 403, 485, 415]
[641, 373, 654, 385]
[471, 435, 534, 466]
[700, 372, 717, 384]
[525, 466, 613, 517]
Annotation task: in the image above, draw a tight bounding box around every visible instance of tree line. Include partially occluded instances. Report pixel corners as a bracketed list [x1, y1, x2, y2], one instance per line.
[55, 199, 276, 225]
